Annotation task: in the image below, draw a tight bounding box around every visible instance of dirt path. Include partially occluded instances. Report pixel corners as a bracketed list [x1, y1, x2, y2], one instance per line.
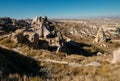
[37, 58, 82, 67]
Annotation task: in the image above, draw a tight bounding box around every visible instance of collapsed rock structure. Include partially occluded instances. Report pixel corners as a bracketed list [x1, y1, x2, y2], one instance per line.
[10, 16, 64, 53]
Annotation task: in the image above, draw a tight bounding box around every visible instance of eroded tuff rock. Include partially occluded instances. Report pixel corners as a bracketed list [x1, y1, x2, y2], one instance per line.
[61, 24, 98, 39]
[31, 16, 55, 38]
[16, 20, 30, 28]
[31, 16, 64, 52]
[31, 16, 42, 27]
[93, 27, 107, 47]
[23, 31, 39, 49]
[111, 48, 120, 64]
[10, 29, 39, 49]
[10, 29, 25, 43]
[94, 28, 106, 43]
[0, 17, 17, 33]
[10, 16, 64, 52]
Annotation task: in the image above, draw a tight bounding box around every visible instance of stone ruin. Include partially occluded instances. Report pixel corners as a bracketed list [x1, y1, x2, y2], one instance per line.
[10, 16, 64, 53]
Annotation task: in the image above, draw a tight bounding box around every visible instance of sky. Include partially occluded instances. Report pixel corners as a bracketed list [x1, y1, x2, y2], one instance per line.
[0, 0, 120, 19]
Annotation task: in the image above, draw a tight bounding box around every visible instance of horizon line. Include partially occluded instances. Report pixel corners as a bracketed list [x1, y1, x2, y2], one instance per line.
[0, 15, 120, 20]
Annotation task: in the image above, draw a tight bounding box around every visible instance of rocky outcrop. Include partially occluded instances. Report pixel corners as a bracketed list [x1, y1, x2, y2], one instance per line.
[93, 28, 107, 47]
[12, 19, 17, 26]
[0, 18, 5, 25]
[23, 31, 39, 49]
[94, 28, 106, 43]
[31, 16, 64, 52]
[0, 17, 13, 26]
[31, 16, 42, 27]
[10, 29, 25, 43]
[7, 16, 64, 52]
[31, 16, 50, 38]
[16, 20, 30, 28]
[0, 17, 17, 33]
[10, 29, 39, 49]
[60, 23, 98, 39]
[111, 48, 120, 64]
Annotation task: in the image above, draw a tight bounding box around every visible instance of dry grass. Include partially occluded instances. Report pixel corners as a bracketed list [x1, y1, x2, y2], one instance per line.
[0, 37, 17, 48]
[0, 27, 120, 81]
[40, 60, 120, 81]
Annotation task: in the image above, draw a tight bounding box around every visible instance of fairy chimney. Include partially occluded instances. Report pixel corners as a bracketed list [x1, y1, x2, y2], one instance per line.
[94, 27, 106, 43]
[31, 16, 42, 27]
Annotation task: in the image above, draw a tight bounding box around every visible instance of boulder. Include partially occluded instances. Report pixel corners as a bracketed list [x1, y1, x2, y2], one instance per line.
[85, 62, 101, 67]
[97, 52, 103, 56]
[111, 48, 120, 64]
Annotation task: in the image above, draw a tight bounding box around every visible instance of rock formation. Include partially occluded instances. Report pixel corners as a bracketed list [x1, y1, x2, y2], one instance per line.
[23, 31, 39, 49]
[31, 16, 64, 52]
[94, 27, 107, 46]
[0, 17, 17, 33]
[111, 48, 120, 64]
[31, 16, 42, 27]
[12, 19, 17, 26]
[10, 29, 39, 49]
[10, 29, 25, 43]
[16, 20, 29, 28]
[9, 16, 64, 52]
[0, 18, 5, 25]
